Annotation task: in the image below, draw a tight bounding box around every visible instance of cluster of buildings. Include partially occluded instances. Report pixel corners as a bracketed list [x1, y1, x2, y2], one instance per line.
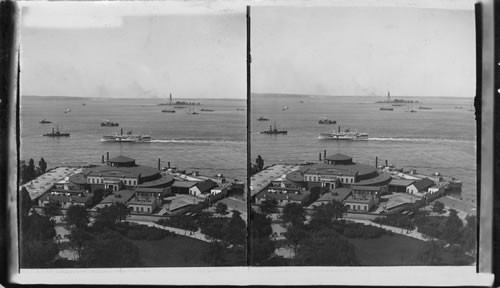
[24, 155, 231, 215]
[252, 152, 445, 214]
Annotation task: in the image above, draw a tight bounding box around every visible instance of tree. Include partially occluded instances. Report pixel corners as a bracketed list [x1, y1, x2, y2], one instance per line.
[215, 202, 228, 215]
[27, 158, 36, 181]
[44, 201, 60, 218]
[39, 157, 47, 174]
[281, 203, 306, 227]
[203, 240, 226, 266]
[285, 223, 308, 255]
[260, 198, 278, 215]
[309, 201, 347, 230]
[256, 155, 264, 171]
[94, 203, 130, 228]
[66, 205, 89, 229]
[223, 211, 246, 245]
[417, 241, 444, 265]
[19, 186, 32, 217]
[442, 209, 463, 244]
[69, 227, 93, 260]
[21, 240, 59, 268]
[250, 210, 273, 239]
[465, 215, 477, 231]
[432, 201, 445, 213]
[78, 231, 140, 268]
[294, 229, 358, 266]
[92, 188, 105, 206]
[250, 237, 275, 266]
[22, 212, 56, 242]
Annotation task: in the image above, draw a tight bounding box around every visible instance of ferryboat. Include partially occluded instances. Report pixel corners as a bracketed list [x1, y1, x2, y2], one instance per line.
[261, 123, 287, 135]
[39, 119, 52, 124]
[101, 129, 151, 143]
[43, 126, 70, 137]
[318, 126, 368, 140]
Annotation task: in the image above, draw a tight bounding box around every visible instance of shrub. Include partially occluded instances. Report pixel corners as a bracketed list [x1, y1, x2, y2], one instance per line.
[342, 223, 387, 239]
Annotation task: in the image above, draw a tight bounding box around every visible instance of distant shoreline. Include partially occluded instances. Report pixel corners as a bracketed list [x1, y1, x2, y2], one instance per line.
[251, 93, 474, 99]
[22, 95, 245, 101]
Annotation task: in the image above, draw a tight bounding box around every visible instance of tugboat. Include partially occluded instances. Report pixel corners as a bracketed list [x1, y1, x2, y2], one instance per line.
[161, 109, 176, 113]
[261, 123, 287, 135]
[379, 107, 394, 111]
[39, 119, 52, 124]
[257, 116, 269, 121]
[101, 120, 119, 127]
[43, 125, 70, 137]
[318, 117, 336, 124]
[200, 109, 214, 112]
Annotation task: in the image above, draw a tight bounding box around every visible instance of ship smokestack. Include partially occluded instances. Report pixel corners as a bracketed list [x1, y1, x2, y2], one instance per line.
[338, 126, 340, 133]
[319, 153, 322, 161]
[375, 156, 378, 168]
[158, 158, 161, 171]
[121, 128, 123, 135]
[168, 161, 171, 169]
[385, 159, 388, 167]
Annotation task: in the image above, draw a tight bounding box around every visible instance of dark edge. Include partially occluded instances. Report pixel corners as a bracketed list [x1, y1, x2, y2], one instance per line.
[494, 0, 500, 284]
[246, 5, 251, 267]
[0, 0, 16, 286]
[474, 1, 482, 275]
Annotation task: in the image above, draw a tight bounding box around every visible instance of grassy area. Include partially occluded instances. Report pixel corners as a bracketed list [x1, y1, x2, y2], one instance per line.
[349, 234, 475, 266]
[130, 236, 209, 267]
[130, 236, 246, 267]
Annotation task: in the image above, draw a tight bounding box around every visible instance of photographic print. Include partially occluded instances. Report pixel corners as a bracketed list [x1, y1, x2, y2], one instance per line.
[18, 1, 247, 268]
[249, 3, 478, 266]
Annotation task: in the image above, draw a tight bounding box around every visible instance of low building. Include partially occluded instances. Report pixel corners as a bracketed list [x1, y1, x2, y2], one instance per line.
[38, 189, 94, 209]
[255, 187, 311, 206]
[406, 178, 435, 196]
[343, 185, 384, 212]
[388, 178, 415, 193]
[189, 180, 217, 197]
[211, 186, 228, 196]
[171, 180, 198, 194]
[128, 198, 157, 213]
[94, 189, 135, 209]
[308, 187, 352, 209]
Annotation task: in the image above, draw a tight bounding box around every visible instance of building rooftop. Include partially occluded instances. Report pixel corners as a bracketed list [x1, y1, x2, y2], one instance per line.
[325, 153, 352, 161]
[250, 165, 302, 197]
[108, 155, 135, 163]
[351, 185, 382, 191]
[85, 165, 159, 179]
[22, 167, 84, 200]
[309, 188, 352, 209]
[136, 174, 174, 188]
[255, 189, 310, 202]
[285, 170, 305, 182]
[135, 187, 167, 193]
[195, 179, 217, 192]
[389, 178, 416, 187]
[344, 194, 373, 204]
[69, 172, 87, 185]
[355, 171, 392, 186]
[99, 189, 135, 205]
[413, 178, 435, 191]
[171, 180, 198, 188]
[128, 198, 156, 205]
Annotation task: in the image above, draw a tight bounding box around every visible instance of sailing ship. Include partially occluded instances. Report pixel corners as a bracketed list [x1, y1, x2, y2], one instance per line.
[43, 125, 70, 137]
[261, 123, 287, 135]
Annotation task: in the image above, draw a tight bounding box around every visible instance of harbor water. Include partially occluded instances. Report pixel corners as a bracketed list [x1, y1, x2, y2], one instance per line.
[251, 94, 477, 203]
[20, 96, 246, 182]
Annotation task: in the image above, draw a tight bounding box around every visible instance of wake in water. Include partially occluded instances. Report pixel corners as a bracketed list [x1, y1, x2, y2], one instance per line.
[149, 139, 244, 145]
[368, 137, 475, 144]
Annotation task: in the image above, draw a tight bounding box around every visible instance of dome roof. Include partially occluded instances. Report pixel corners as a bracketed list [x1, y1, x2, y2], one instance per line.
[325, 153, 352, 161]
[108, 155, 135, 163]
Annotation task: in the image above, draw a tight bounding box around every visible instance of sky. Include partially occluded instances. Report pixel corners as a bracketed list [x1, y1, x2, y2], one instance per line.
[20, 1, 246, 99]
[252, 3, 476, 97]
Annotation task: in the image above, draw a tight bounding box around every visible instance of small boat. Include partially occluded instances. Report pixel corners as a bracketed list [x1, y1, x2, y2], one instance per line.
[406, 106, 417, 113]
[161, 109, 176, 113]
[236, 108, 245, 111]
[101, 128, 151, 143]
[261, 123, 287, 135]
[200, 109, 214, 112]
[43, 126, 70, 137]
[64, 108, 71, 114]
[39, 119, 52, 124]
[257, 116, 269, 121]
[282, 105, 289, 111]
[174, 106, 186, 109]
[299, 100, 304, 103]
[189, 106, 198, 115]
[379, 107, 394, 111]
[318, 117, 336, 124]
[392, 104, 405, 106]
[101, 120, 119, 127]
[418, 107, 432, 110]
[82, 103, 86, 106]
[318, 126, 368, 141]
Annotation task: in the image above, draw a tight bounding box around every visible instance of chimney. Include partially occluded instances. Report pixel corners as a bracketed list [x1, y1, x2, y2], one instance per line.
[319, 152, 322, 161]
[102, 155, 105, 164]
[338, 126, 340, 133]
[120, 128, 123, 135]
[385, 159, 388, 166]
[158, 158, 161, 171]
[107, 152, 109, 161]
[323, 149, 326, 160]
[375, 156, 378, 168]
[52, 127, 55, 134]
[168, 161, 171, 169]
